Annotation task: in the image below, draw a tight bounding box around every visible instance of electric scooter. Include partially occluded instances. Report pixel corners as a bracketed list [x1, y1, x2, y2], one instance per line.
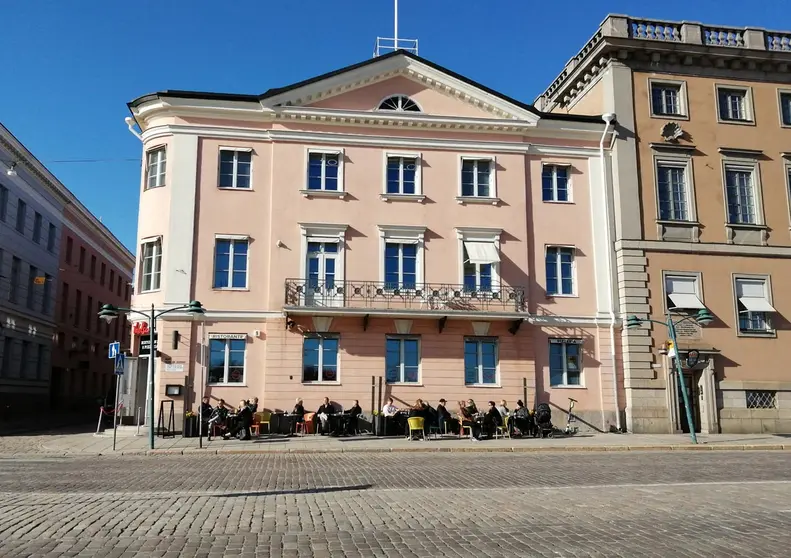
[563, 397, 579, 435]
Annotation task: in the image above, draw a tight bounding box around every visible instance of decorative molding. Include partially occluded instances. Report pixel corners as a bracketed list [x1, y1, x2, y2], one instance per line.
[616, 239, 791, 257]
[471, 321, 491, 336]
[393, 319, 413, 334]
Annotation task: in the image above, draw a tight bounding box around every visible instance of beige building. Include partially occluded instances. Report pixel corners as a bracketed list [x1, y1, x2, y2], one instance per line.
[537, 15, 791, 434]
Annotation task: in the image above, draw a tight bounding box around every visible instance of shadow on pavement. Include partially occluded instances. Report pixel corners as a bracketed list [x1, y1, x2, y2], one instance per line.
[211, 484, 373, 498]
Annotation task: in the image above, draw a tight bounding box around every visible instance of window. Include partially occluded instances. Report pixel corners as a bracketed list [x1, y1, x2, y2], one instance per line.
[384, 242, 417, 290]
[86, 296, 93, 330]
[545, 246, 574, 296]
[780, 92, 791, 126]
[66, 237, 73, 263]
[9, 257, 20, 303]
[378, 95, 420, 112]
[61, 283, 69, 321]
[1, 337, 12, 377]
[463, 243, 499, 292]
[734, 277, 775, 334]
[724, 166, 757, 224]
[717, 87, 751, 122]
[213, 238, 249, 289]
[461, 158, 493, 198]
[42, 274, 52, 315]
[36, 344, 46, 380]
[218, 149, 252, 189]
[464, 338, 498, 385]
[96, 300, 102, 333]
[302, 335, 339, 383]
[74, 289, 82, 327]
[20, 341, 29, 380]
[140, 239, 162, 292]
[656, 163, 690, 221]
[47, 223, 56, 252]
[386, 155, 418, 195]
[651, 82, 683, 116]
[307, 151, 341, 191]
[746, 390, 777, 409]
[117, 276, 122, 296]
[0, 185, 7, 221]
[15, 200, 26, 234]
[665, 274, 704, 311]
[542, 165, 570, 202]
[385, 337, 420, 384]
[305, 241, 339, 305]
[79, 247, 86, 273]
[100, 262, 106, 286]
[549, 339, 582, 386]
[26, 265, 38, 310]
[146, 147, 166, 189]
[33, 212, 42, 243]
[208, 338, 246, 384]
[90, 255, 96, 280]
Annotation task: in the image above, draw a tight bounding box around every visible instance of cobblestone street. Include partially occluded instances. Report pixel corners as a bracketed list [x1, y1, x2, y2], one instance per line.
[1, 452, 791, 557]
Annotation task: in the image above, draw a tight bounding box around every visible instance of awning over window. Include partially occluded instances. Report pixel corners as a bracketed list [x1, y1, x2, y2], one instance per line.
[464, 241, 500, 265]
[736, 279, 776, 312]
[668, 293, 705, 309]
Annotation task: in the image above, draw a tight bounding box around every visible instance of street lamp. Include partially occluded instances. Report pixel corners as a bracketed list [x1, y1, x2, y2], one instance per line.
[626, 308, 714, 444]
[99, 300, 206, 450]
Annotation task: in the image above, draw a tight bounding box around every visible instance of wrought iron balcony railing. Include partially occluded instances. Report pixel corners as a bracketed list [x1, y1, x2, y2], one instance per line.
[284, 279, 526, 313]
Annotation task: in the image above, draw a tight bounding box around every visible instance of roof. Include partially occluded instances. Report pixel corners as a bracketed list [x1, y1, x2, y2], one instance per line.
[128, 50, 605, 124]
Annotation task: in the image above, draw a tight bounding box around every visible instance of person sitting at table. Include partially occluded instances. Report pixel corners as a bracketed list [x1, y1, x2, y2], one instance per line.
[459, 400, 481, 441]
[249, 397, 259, 413]
[382, 398, 398, 417]
[512, 399, 532, 437]
[200, 396, 213, 419]
[496, 399, 509, 418]
[381, 398, 399, 435]
[224, 399, 253, 440]
[291, 397, 306, 434]
[436, 398, 452, 434]
[317, 397, 334, 435]
[344, 399, 362, 435]
[482, 400, 502, 439]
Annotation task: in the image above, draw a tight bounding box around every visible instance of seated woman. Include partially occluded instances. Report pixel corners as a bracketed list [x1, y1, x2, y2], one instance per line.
[224, 400, 253, 440]
[291, 397, 306, 434]
[512, 399, 532, 437]
[459, 399, 481, 441]
[482, 401, 502, 439]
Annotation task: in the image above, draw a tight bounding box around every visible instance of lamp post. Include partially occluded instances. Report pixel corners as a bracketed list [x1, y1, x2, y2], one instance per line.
[99, 301, 205, 450]
[626, 308, 714, 444]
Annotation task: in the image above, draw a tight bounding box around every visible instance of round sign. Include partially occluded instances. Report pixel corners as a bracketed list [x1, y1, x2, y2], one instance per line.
[685, 349, 700, 369]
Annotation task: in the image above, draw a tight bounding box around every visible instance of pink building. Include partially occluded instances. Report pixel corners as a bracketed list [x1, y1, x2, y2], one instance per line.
[127, 51, 622, 431]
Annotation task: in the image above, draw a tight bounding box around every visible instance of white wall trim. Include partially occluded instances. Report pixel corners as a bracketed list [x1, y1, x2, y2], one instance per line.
[615, 239, 791, 257]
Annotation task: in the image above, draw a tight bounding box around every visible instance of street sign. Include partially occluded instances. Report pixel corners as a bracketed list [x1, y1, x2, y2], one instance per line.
[33, 276, 46, 285]
[139, 333, 158, 356]
[108, 342, 120, 359]
[114, 353, 126, 376]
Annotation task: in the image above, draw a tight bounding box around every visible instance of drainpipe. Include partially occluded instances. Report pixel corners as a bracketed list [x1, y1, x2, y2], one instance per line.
[599, 112, 622, 432]
[125, 117, 142, 141]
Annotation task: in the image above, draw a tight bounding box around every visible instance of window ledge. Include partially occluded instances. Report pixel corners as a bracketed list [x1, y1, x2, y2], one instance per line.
[302, 381, 341, 386]
[543, 200, 574, 205]
[726, 223, 768, 230]
[144, 185, 166, 192]
[737, 330, 777, 338]
[212, 288, 250, 292]
[380, 193, 426, 203]
[718, 118, 755, 126]
[550, 384, 586, 389]
[218, 186, 254, 192]
[455, 196, 500, 206]
[138, 289, 162, 295]
[546, 294, 578, 299]
[300, 190, 346, 199]
[464, 383, 501, 388]
[386, 382, 424, 387]
[207, 383, 248, 387]
[656, 219, 700, 226]
[650, 113, 690, 121]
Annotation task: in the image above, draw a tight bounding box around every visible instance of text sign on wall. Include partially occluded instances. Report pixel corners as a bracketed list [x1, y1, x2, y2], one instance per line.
[208, 333, 247, 340]
[549, 338, 584, 345]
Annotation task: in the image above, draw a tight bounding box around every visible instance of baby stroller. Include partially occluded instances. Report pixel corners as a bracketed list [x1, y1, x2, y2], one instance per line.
[534, 403, 554, 438]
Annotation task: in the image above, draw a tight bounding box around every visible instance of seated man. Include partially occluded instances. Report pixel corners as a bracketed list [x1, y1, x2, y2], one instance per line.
[224, 400, 253, 440]
[436, 398, 451, 434]
[482, 400, 502, 439]
[381, 398, 399, 436]
[316, 397, 334, 435]
[346, 400, 362, 435]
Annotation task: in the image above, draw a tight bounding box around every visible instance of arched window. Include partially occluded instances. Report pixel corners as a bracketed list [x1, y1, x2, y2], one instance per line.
[377, 95, 421, 112]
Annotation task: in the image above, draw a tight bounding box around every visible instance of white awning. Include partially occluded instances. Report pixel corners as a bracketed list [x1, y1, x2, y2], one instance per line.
[739, 296, 776, 312]
[464, 241, 500, 265]
[668, 293, 705, 309]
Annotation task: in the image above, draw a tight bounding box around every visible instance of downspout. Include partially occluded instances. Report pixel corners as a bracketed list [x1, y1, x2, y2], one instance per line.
[125, 117, 142, 141]
[600, 113, 622, 432]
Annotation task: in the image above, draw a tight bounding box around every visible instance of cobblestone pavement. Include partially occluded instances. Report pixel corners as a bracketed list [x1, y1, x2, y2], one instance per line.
[1, 452, 790, 557]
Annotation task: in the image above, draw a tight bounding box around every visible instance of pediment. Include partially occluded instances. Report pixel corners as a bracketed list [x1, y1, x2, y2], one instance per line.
[261, 52, 540, 124]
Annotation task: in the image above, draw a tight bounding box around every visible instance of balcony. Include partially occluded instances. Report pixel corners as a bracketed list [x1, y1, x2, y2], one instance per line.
[284, 279, 527, 319]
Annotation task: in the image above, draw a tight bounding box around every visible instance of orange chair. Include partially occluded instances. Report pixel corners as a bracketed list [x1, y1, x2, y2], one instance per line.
[249, 411, 271, 437]
[296, 412, 316, 436]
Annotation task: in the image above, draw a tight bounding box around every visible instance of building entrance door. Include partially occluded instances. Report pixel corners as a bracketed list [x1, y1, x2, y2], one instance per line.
[677, 372, 702, 434]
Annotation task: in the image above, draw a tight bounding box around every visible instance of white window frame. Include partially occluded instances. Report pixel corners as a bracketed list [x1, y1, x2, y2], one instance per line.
[548, 339, 585, 388]
[213, 234, 250, 291]
[139, 237, 162, 293]
[385, 335, 422, 385]
[302, 334, 341, 384]
[653, 154, 696, 222]
[457, 155, 498, 203]
[218, 147, 253, 190]
[721, 158, 764, 226]
[785, 160, 791, 228]
[145, 146, 167, 190]
[299, 223, 347, 300]
[732, 274, 776, 337]
[648, 79, 688, 119]
[778, 89, 791, 128]
[544, 245, 577, 297]
[378, 225, 426, 289]
[381, 151, 424, 201]
[207, 336, 247, 386]
[464, 337, 500, 387]
[715, 84, 755, 125]
[662, 271, 704, 314]
[376, 94, 423, 112]
[455, 227, 501, 292]
[541, 163, 573, 203]
[302, 147, 345, 197]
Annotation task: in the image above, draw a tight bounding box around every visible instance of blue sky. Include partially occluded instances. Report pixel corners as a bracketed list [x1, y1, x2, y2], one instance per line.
[1, 0, 787, 251]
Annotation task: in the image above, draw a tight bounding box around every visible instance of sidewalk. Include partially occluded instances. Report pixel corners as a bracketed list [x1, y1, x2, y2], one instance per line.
[4, 427, 791, 456]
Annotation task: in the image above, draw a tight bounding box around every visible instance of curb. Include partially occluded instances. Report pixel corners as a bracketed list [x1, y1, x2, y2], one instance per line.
[5, 443, 791, 457]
